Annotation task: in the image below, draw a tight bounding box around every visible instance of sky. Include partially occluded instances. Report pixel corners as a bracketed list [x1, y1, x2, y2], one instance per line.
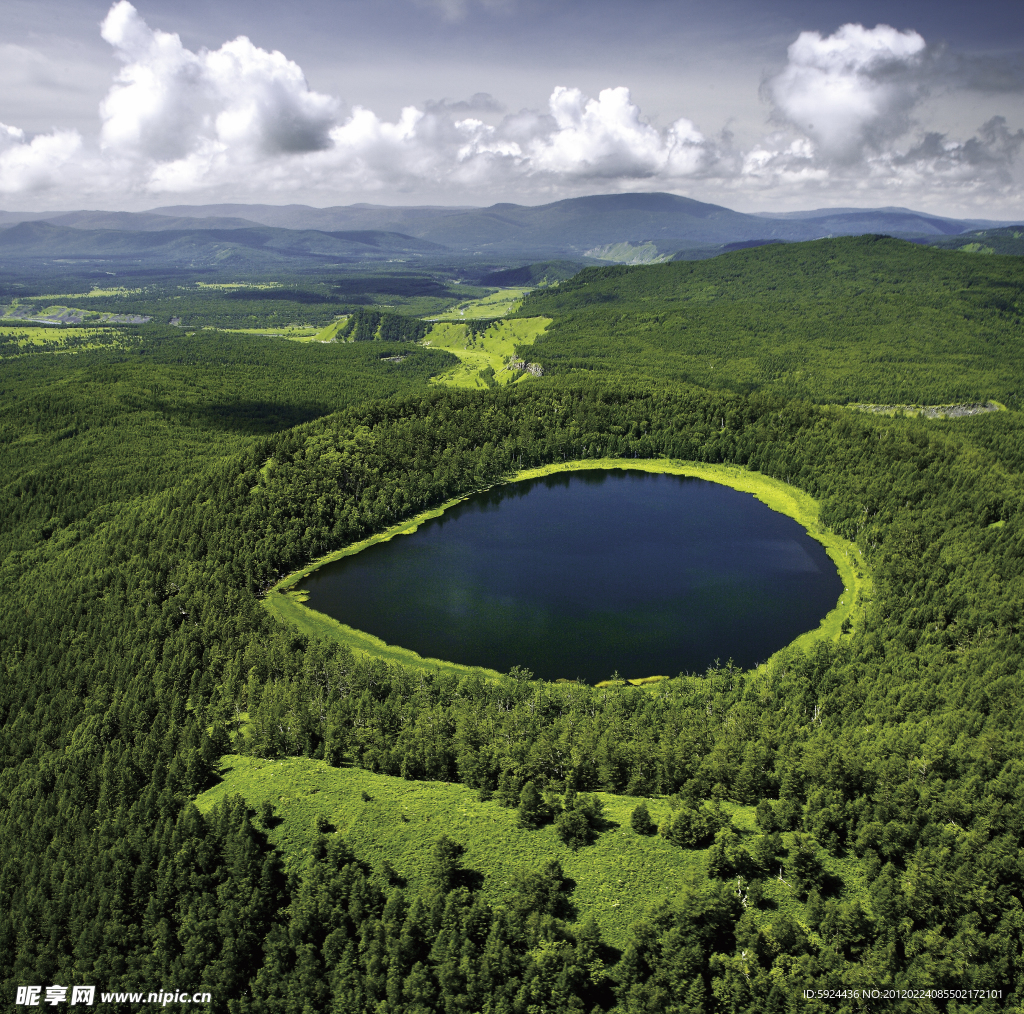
[1, 0, 1023, 216]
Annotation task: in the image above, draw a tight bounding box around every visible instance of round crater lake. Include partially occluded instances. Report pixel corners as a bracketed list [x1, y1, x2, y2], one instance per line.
[298, 469, 844, 683]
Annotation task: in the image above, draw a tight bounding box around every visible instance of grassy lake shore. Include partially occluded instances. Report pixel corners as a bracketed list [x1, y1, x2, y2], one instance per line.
[263, 457, 869, 682]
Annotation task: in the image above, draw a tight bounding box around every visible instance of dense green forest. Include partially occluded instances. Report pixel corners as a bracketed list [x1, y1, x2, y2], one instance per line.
[516, 236, 1024, 407]
[0, 269, 497, 326]
[2, 237, 1024, 1012]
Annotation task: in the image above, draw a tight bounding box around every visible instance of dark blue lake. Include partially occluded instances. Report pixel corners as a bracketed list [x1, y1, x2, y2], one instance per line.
[299, 469, 844, 683]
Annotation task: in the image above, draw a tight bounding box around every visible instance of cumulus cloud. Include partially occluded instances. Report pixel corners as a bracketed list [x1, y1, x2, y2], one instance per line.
[525, 86, 709, 178]
[0, 6, 1020, 212]
[765, 23, 927, 162]
[0, 122, 82, 195]
[99, 0, 337, 160]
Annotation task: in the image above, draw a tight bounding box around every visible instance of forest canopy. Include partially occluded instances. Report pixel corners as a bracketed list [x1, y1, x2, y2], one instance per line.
[1, 238, 1024, 1012]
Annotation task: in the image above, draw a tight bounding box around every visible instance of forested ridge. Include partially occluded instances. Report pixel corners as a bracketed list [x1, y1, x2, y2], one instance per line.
[3, 236, 1024, 1012]
[515, 236, 1024, 408]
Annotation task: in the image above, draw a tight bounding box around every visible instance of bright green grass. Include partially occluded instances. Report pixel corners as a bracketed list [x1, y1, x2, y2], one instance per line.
[263, 457, 869, 679]
[424, 317, 551, 389]
[428, 287, 530, 321]
[312, 317, 352, 342]
[194, 281, 284, 290]
[1, 327, 124, 353]
[36, 287, 144, 298]
[217, 325, 324, 341]
[843, 400, 1006, 419]
[215, 318, 351, 343]
[196, 755, 843, 947]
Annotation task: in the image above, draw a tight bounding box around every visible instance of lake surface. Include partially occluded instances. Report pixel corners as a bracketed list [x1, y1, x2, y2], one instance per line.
[299, 470, 844, 682]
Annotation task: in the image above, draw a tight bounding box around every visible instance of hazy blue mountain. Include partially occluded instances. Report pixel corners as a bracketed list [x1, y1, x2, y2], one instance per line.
[45, 211, 267, 231]
[148, 193, 793, 253]
[0, 221, 444, 266]
[148, 193, 1012, 254]
[920, 226, 1024, 255]
[0, 211, 62, 226]
[0, 210, 274, 231]
[754, 205, 1009, 231]
[2, 193, 1015, 265]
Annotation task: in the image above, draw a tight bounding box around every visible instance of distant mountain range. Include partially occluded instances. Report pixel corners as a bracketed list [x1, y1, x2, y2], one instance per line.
[0, 193, 1019, 267]
[0, 220, 444, 268]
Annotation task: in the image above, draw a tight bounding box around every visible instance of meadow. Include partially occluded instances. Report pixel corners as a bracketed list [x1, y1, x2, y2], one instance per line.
[423, 316, 551, 388]
[196, 755, 852, 950]
[427, 286, 529, 320]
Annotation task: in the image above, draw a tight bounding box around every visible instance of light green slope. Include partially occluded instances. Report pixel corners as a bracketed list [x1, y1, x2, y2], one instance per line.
[196, 755, 855, 948]
[424, 316, 551, 389]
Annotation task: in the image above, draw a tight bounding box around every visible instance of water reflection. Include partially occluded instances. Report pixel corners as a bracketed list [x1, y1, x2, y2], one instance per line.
[299, 470, 843, 683]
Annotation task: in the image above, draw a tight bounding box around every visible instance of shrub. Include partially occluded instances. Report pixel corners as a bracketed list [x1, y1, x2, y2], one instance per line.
[555, 808, 591, 850]
[631, 802, 656, 835]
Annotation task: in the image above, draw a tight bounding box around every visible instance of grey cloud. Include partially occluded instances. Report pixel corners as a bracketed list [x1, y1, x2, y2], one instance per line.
[423, 93, 506, 114]
[931, 50, 1024, 94]
[898, 116, 1024, 178]
[0, 6, 1021, 216]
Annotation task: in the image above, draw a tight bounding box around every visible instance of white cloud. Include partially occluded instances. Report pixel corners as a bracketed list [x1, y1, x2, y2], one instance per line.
[0, 122, 82, 195]
[0, 6, 1019, 214]
[765, 23, 927, 162]
[99, 1, 337, 160]
[524, 86, 709, 179]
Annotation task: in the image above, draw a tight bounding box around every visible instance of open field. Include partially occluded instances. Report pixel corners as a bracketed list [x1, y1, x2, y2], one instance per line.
[424, 316, 550, 388]
[0, 326, 125, 354]
[196, 755, 849, 948]
[263, 456, 868, 680]
[215, 324, 329, 341]
[427, 286, 529, 320]
[194, 281, 285, 290]
[37, 287, 145, 299]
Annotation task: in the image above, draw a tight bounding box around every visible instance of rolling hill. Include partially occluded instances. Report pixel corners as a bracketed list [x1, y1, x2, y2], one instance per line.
[4, 193, 1012, 263]
[0, 220, 444, 267]
[515, 234, 1024, 407]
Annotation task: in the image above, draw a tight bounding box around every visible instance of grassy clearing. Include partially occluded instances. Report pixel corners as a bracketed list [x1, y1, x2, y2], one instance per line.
[263, 457, 868, 680]
[194, 281, 284, 290]
[216, 318, 350, 343]
[196, 755, 841, 947]
[37, 287, 144, 298]
[427, 287, 530, 321]
[424, 317, 550, 389]
[217, 325, 324, 341]
[311, 316, 352, 342]
[0, 327, 124, 353]
[843, 400, 1005, 419]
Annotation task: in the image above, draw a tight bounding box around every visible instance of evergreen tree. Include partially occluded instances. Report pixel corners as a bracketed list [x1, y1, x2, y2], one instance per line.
[517, 781, 548, 830]
[631, 802, 656, 836]
[427, 836, 466, 893]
